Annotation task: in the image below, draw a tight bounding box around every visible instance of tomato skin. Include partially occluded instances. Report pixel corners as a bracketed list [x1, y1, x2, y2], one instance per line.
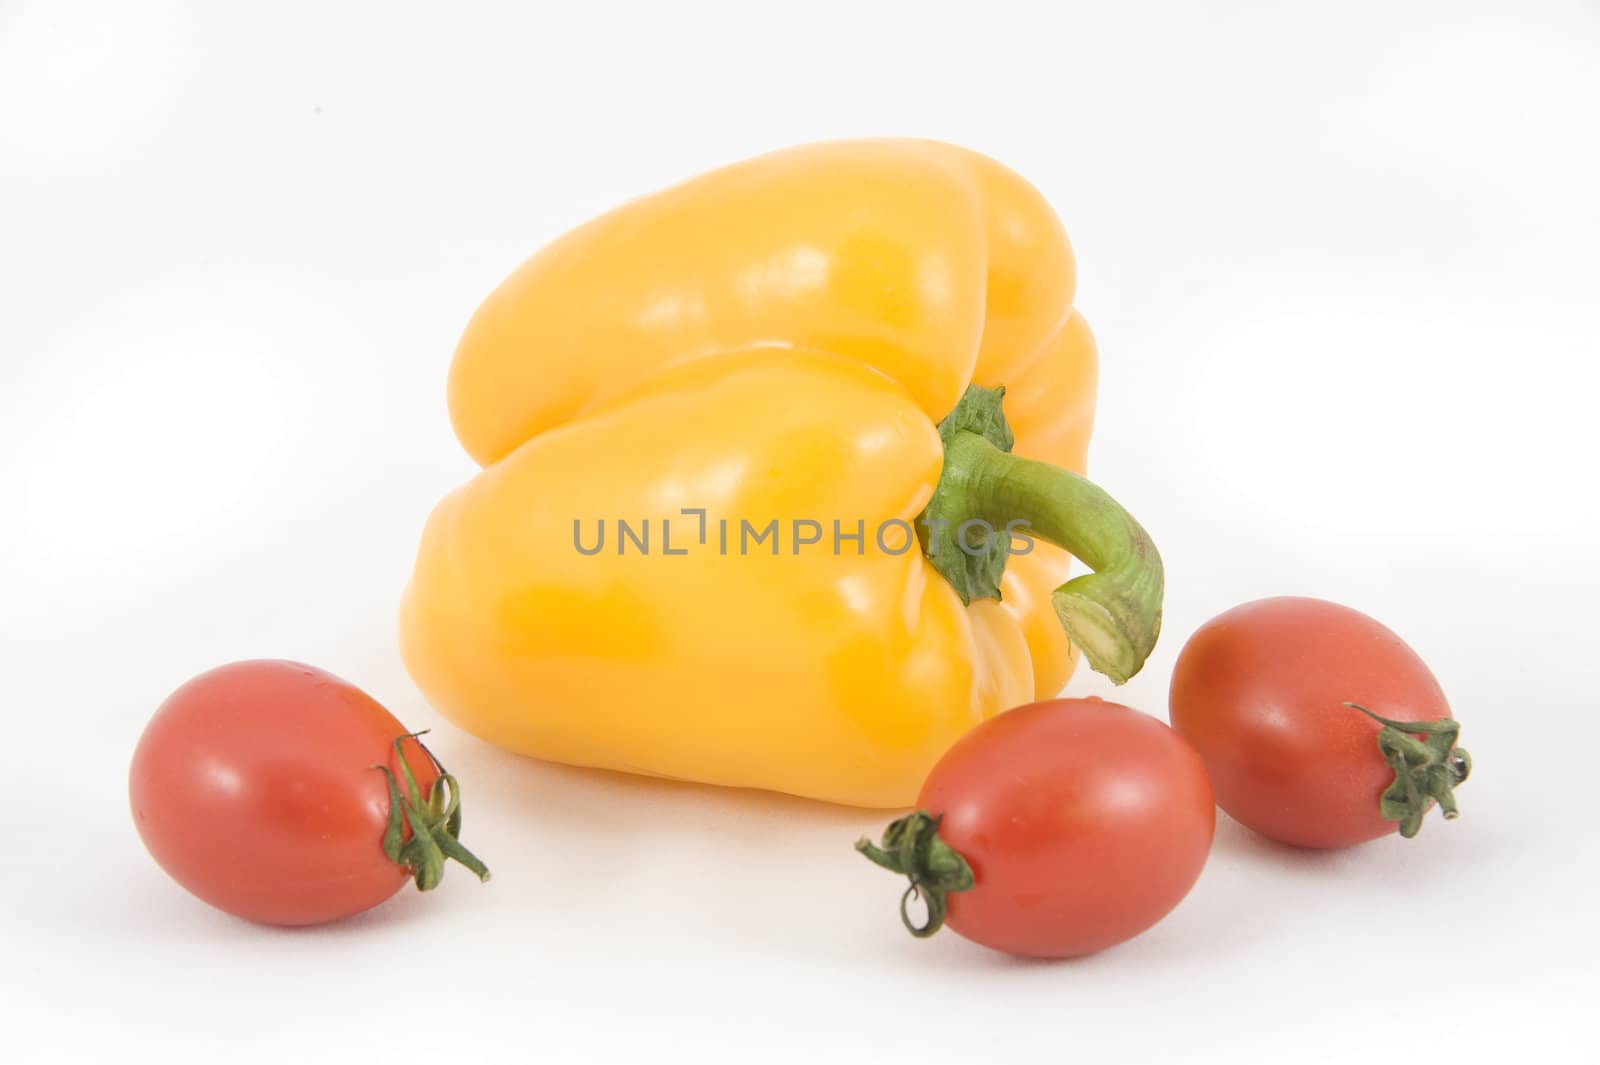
[1169, 597, 1452, 849]
[129, 660, 438, 926]
[918, 698, 1214, 958]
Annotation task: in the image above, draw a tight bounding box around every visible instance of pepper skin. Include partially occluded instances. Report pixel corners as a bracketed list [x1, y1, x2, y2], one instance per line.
[402, 140, 1161, 807]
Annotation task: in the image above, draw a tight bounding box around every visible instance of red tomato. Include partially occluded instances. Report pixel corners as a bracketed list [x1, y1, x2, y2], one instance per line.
[1169, 597, 1469, 849]
[129, 660, 487, 925]
[860, 698, 1214, 958]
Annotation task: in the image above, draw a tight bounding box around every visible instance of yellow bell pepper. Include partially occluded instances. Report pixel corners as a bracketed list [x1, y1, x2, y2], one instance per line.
[401, 140, 1163, 807]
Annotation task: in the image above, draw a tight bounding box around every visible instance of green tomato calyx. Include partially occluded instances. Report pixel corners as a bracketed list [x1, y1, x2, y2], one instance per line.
[855, 810, 974, 938]
[1345, 703, 1471, 839]
[373, 731, 492, 890]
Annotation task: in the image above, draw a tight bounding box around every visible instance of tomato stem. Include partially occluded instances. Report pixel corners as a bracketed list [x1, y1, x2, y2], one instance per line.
[374, 731, 492, 890]
[920, 385, 1164, 684]
[856, 811, 974, 938]
[1344, 703, 1472, 838]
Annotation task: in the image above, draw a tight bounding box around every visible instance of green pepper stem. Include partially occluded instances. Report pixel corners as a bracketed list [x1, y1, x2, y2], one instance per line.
[939, 431, 1164, 683]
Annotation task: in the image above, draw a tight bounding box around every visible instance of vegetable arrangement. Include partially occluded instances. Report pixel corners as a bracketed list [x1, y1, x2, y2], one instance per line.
[858, 598, 1466, 955]
[127, 140, 1471, 956]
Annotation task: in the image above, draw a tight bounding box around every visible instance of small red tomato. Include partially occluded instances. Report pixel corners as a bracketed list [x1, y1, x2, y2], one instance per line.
[130, 660, 488, 925]
[1169, 597, 1470, 848]
[858, 698, 1214, 958]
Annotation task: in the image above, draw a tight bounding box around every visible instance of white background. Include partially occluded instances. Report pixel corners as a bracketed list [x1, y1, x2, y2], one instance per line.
[4, 1, 1598, 1061]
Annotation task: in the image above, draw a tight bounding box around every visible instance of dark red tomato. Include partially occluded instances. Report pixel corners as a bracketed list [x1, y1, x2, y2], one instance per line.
[130, 660, 487, 926]
[1170, 597, 1468, 849]
[860, 698, 1214, 958]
